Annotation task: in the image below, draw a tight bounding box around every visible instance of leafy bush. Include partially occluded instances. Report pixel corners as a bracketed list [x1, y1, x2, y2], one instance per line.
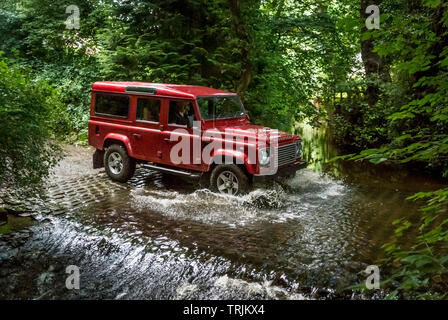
[330, 0, 448, 298]
[382, 189, 448, 299]
[0, 56, 65, 192]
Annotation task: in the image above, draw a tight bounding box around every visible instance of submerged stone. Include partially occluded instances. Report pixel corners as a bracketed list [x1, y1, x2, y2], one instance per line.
[0, 214, 35, 235]
[0, 208, 7, 226]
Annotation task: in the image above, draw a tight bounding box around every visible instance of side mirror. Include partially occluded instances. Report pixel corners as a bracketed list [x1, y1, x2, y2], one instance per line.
[187, 115, 194, 128]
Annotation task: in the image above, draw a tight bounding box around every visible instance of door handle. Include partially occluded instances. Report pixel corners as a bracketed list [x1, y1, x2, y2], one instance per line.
[133, 133, 141, 139]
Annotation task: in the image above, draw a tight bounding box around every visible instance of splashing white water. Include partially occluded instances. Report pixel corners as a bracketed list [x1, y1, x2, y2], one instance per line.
[213, 275, 306, 300]
[130, 169, 349, 227]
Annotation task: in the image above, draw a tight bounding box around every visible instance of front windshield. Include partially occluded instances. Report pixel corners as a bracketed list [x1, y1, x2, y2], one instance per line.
[196, 95, 246, 120]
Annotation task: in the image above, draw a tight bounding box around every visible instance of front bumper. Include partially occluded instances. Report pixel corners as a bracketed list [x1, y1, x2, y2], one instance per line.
[254, 160, 307, 181]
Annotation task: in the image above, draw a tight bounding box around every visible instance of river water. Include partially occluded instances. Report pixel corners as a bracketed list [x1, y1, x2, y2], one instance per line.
[0, 125, 445, 299]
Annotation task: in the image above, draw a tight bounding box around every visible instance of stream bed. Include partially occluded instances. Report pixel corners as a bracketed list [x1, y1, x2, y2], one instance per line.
[0, 126, 445, 300]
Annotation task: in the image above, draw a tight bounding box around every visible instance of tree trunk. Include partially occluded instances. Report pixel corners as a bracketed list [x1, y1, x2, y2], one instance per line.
[228, 0, 253, 95]
[360, 0, 390, 106]
[413, 3, 447, 98]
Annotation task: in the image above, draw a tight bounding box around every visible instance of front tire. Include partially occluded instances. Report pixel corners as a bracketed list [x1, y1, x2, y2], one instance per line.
[104, 144, 135, 182]
[210, 164, 250, 195]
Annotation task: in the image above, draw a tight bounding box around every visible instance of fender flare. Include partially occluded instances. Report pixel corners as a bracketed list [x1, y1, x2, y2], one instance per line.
[102, 133, 135, 158]
[208, 149, 256, 175]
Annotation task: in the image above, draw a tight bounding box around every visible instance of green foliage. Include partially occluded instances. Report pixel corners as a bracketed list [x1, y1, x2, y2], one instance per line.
[1, 0, 337, 134]
[335, 0, 448, 298]
[36, 58, 101, 135]
[95, 0, 330, 131]
[1, 0, 447, 298]
[0, 0, 106, 140]
[381, 188, 448, 298]
[334, 0, 448, 166]
[97, 0, 241, 86]
[0, 56, 65, 191]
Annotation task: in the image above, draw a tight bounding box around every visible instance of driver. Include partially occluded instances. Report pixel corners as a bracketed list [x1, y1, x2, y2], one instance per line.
[172, 101, 189, 125]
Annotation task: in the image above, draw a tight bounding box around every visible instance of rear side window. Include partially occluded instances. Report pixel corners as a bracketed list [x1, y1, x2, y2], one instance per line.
[94, 93, 129, 118]
[136, 98, 160, 123]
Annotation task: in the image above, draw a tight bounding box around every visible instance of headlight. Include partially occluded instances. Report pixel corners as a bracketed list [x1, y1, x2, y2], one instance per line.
[295, 140, 302, 158]
[258, 148, 270, 167]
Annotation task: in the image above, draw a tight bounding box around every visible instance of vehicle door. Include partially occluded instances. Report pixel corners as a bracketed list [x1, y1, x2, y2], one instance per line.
[131, 95, 164, 162]
[161, 99, 203, 170]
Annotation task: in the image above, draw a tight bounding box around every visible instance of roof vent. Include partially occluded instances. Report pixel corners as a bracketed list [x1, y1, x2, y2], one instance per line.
[125, 86, 157, 94]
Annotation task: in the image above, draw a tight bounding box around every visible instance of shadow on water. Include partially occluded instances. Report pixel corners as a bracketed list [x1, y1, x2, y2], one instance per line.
[1, 126, 446, 299]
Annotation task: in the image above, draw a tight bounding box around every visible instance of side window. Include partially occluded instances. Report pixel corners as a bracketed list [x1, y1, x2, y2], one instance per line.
[168, 100, 196, 126]
[136, 98, 160, 123]
[94, 93, 129, 118]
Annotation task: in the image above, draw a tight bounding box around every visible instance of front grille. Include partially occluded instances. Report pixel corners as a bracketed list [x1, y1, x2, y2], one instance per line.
[274, 143, 296, 167]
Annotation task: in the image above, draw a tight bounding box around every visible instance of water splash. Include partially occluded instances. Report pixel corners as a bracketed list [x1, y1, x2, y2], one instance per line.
[212, 275, 307, 300]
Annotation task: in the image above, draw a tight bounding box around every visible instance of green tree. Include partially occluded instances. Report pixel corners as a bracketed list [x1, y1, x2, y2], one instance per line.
[335, 0, 448, 298]
[0, 0, 106, 137]
[0, 56, 64, 192]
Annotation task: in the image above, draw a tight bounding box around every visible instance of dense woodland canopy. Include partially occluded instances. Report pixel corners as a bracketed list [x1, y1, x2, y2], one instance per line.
[0, 0, 447, 298]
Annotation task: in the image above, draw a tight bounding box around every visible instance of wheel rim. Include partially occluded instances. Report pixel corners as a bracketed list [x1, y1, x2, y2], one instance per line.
[217, 171, 239, 195]
[108, 152, 123, 175]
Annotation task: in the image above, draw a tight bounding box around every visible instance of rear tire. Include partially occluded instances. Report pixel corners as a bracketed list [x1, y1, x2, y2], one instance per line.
[104, 144, 135, 182]
[210, 164, 250, 195]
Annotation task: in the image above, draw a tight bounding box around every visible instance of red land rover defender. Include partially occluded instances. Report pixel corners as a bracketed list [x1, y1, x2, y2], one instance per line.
[88, 82, 307, 195]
